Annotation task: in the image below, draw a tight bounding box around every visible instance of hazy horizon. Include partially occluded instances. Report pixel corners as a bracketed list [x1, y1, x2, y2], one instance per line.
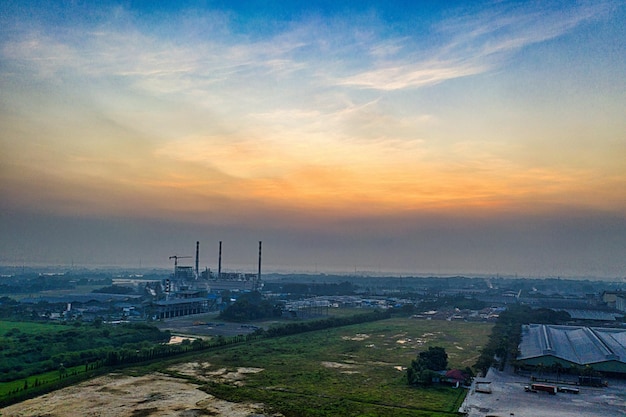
[1, 1, 625, 279]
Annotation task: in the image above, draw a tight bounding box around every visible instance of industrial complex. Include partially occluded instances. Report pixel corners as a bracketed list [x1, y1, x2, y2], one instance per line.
[149, 240, 264, 319]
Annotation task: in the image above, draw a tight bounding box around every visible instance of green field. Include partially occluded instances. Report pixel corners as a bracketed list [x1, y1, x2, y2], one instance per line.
[0, 320, 170, 384]
[165, 317, 492, 417]
[0, 320, 62, 335]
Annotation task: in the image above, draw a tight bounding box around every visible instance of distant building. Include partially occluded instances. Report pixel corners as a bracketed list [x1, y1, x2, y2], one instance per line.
[112, 278, 162, 288]
[174, 266, 195, 281]
[602, 291, 625, 308]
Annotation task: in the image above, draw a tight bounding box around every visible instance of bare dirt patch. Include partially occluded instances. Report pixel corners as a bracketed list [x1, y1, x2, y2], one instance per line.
[341, 333, 370, 341]
[0, 372, 267, 417]
[321, 361, 355, 369]
[168, 362, 264, 387]
[168, 361, 214, 382]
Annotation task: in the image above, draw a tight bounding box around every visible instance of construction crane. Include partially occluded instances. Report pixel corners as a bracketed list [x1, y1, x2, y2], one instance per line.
[169, 255, 192, 277]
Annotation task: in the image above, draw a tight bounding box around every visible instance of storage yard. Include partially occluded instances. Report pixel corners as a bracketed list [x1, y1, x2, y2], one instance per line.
[461, 367, 626, 417]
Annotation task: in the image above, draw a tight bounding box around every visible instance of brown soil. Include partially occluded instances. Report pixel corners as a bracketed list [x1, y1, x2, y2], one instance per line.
[1, 371, 268, 417]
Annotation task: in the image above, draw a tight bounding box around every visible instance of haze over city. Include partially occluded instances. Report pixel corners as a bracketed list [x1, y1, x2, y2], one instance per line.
[1, 1, 625, 278]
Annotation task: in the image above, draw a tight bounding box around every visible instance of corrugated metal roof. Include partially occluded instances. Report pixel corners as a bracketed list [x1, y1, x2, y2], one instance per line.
[562, 309, 623, 321]
[518, 324, 626, 366]
[154, 297, 208, 306]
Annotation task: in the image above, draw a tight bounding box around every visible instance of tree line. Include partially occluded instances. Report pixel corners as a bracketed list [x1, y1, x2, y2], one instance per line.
[0, 322, 169, 382]
[473, 304, 570, 375]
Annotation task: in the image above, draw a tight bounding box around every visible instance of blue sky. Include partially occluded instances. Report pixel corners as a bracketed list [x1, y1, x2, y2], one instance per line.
[1, 1, 625, 277]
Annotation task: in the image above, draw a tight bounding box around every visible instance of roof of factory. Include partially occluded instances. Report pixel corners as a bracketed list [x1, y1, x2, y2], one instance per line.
[518, 324, 626, 366]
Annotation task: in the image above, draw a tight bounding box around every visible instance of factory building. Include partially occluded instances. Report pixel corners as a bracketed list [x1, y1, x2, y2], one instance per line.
[517, 324, 626, 374]
[152, 241, 263, 319]
[153, 297, 210, 319]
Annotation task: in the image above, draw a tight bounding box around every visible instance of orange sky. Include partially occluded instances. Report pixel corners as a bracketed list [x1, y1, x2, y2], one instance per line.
[1, 1, 625, 276]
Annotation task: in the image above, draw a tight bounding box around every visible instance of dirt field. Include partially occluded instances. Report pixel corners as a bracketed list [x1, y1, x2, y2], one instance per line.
[0, 369, 274, 417]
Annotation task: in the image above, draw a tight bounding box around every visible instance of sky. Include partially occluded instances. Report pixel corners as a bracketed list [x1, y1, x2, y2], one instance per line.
[1, 0, 625, 278]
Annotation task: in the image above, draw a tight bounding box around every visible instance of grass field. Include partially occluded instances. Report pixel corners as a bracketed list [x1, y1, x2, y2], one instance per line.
[164, 317, 493, 417]
[0, 365, 85, 397]
[0, 320, 62, 335]
[0, 319, 169, 389]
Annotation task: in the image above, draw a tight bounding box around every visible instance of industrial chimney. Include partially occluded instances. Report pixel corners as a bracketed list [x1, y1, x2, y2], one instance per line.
[195, 241, 200, 279]
[218, 241, 222, 279]
[257, 241, 262, 290]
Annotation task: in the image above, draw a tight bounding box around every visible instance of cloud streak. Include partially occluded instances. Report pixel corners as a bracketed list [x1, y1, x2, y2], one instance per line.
[338, 2, 616, 90]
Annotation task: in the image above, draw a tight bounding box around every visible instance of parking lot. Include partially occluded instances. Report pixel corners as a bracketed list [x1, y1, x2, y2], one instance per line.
[461, 368, 626, 416]
[154, 313, 267, 339]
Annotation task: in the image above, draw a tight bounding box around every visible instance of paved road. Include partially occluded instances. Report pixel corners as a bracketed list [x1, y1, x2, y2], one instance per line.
[155, 313, 261, 338]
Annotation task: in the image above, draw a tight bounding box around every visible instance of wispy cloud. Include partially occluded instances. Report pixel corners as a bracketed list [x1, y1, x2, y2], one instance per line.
[337, 60, 485, 90]
[338, 1, 615, 90]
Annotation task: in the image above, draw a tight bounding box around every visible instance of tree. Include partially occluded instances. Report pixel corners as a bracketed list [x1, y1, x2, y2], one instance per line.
[219, 291, 278, 322]
[419, 346, 448, 371]
[407, 346, 448, 386]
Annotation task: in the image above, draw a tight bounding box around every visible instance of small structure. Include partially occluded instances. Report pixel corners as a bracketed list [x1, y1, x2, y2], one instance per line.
[475, 381, 492, 394]
[444, 369, 467, 387]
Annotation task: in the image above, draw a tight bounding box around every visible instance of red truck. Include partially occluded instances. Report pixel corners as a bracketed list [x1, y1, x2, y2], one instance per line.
[525, 383, 557, 394]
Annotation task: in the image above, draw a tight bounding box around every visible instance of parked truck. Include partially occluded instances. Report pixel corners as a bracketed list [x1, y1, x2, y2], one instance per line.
[525, 383, 557, 394]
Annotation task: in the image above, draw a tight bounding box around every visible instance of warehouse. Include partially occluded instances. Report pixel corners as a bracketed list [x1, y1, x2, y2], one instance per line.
[517, 324, 626, 374]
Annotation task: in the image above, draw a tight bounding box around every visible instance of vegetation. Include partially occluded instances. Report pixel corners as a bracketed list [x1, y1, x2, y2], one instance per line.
[174, 318, 490, 417]
[219, 291, 283, 322]
[0, 320, 170, 383]
[0, 309, 393, 407]
[473, 304, 570, 374]
[92, 285, 136, 294]
[407, 346, 448, 386]
[418, 295, 486, 311]
[1, 311, 492, 415]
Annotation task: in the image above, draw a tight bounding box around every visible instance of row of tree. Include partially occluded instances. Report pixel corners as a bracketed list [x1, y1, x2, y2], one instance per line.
[473, 304, 570, 375]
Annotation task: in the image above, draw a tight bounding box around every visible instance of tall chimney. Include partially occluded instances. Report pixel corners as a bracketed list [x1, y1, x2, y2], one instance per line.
[195, 241, 200, 279]
[218, 241, 222, 279]
[257, 241, 262, 289]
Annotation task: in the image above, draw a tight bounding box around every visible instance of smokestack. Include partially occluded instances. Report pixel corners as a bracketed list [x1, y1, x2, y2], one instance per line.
[195, 241, 200, 279]
[218, 241, 222, 279]
[257, 241, 262, 289]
